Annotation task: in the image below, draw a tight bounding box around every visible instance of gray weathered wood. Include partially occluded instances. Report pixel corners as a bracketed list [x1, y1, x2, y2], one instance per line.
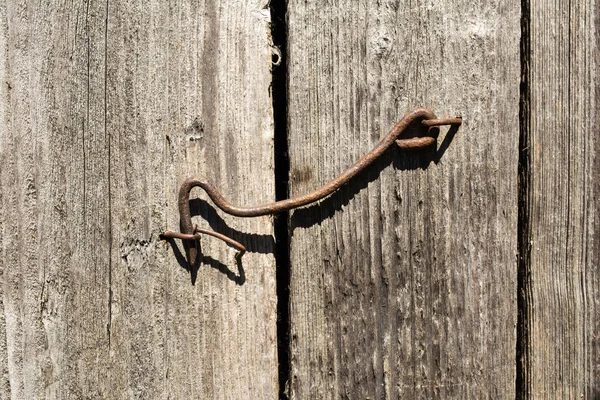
[0, 1, 278, 398]
[522, 1, 600, 397]
[286, 1, 520, 398]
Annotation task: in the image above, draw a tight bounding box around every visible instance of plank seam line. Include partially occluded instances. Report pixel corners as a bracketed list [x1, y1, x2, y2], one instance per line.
[270, 1, 291, 399]
[516, 0, 531, 397]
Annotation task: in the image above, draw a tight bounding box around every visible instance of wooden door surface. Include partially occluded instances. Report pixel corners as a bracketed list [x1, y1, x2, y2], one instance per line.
[0, 1, 278, 398]
[0, 1, 598, 399]
[285, 1, 519, 398]
[520, 1, 600, 397]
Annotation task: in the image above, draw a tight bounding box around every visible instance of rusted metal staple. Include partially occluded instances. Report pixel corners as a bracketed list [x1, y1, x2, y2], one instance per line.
[162, 108, 461, 267]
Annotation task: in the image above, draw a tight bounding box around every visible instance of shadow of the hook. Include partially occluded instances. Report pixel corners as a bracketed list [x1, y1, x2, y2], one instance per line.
[161, 236, 245, 285]
[434, 124, 459, 164]
[290, 136, 448, 232]
[201, 255, 245, 285]
[189, 198, 275, 255]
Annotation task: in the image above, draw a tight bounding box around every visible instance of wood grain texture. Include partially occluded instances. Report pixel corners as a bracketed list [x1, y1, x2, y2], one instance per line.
[522, 0, 600, 397]
[0, 1, 277, 398]
[286, 1, 520, 398]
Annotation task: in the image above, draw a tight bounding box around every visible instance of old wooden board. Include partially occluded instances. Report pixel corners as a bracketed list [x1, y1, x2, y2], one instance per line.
[520, 0, 600, 397]
[286, 1, 520, 398]
[0, 0, 277, 398]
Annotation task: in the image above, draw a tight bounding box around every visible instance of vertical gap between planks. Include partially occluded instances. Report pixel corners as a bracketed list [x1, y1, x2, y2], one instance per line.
[270, 1, 291, 398]
[517, 0, 531, 398]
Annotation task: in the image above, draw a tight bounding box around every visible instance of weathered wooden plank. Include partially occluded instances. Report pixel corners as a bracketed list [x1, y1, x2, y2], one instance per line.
[286, 1, 520, 398]
[521, 0, 600, 397]
[0, 1, 278, 398]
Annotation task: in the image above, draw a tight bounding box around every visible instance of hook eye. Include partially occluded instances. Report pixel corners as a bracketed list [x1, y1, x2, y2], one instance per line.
[395, 117, 462, 150]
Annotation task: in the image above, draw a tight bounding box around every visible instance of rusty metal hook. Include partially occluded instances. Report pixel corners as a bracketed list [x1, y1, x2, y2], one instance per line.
[162, 108, 461, 267]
